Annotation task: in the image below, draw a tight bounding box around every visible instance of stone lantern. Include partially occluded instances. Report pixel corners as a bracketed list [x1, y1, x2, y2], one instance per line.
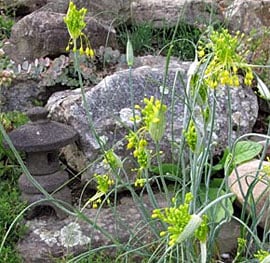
[7, 107, 78, 219]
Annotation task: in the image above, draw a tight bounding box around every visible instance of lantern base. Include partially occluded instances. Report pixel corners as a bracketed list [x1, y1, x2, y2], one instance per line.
[21, 187, 72, 220]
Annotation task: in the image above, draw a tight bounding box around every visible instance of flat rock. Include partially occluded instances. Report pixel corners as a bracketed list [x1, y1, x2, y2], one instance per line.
[226, 0, 270, 33]
[17, 192, 168, 262]
[17, 191, 241, 262]
[0, 76, 46, 112]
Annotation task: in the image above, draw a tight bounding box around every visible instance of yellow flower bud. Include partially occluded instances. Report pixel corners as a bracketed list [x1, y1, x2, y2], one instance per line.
[126, 38, 134, 67]
[79, 46, 84, 55]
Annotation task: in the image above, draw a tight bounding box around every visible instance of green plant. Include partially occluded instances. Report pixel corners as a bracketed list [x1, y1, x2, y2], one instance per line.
[117, 22, 154, 55]
[116, 21, 202, 60]
[0, 111, 28, 179]
[2, 2, 270, 262]
[156, 23, 202, 59]
[212, 140, 263, 175]
[14, 54, 99, 89]
[0, 183, 26, 263]
[0, 111, 28, 262]
[255, 249, 270, 263]
[63, 3, 270, 262]
[0, 9, 15, 41]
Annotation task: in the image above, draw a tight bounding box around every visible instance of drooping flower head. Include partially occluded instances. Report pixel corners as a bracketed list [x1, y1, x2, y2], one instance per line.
[198, 28, 253, 88]
[141, 96, 167, 142]
[63, 1, 94, 57]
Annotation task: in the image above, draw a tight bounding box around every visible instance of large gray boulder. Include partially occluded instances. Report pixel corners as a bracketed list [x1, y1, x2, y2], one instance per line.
[46, 56, 258, 186]
[129, 0, 223, 28]
[3, 11, 118, 63]
[226, 0, 270, 33]
[27, 0, 224, 27]
[3, 0, 225, 64]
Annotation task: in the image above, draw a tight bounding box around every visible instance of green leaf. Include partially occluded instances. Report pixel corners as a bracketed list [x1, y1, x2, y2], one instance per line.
[212, 148, 229, 172]
[150, 163, 180, 176]
[199, 187, 234, 223]
[234, 141, 263, 165]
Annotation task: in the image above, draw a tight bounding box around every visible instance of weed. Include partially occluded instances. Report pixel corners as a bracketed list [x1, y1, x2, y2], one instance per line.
[116, 21, 202, 60]
[0, 9, 15, 41]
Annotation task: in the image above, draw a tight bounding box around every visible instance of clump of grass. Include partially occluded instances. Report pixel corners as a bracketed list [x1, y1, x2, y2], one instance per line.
[0, 9, 15, 41]
[116, 21, 202, 60]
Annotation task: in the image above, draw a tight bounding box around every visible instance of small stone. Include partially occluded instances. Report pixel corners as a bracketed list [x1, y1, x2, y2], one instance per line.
[228, 159, 270, 229]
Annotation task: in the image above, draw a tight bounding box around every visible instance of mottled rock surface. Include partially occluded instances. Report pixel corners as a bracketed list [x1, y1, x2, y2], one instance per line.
[16, 0, 224, 27]
[130, 0, 223, 28]
[17, 192, 168, 262]
[4, 0, 270, 68]
[226, 0, 270, 33]
[17, 191, 241, 262]
[4, 11, 117, 63]
[0, 72, 70, 113]
[46, 57, 258, 186]
[229, 159, 270, 229]
[0, 76, 46, 112]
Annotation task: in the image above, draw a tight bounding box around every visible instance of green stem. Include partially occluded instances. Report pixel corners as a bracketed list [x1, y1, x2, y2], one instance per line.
[226, 86, 233, 150]
[129, 66, 137, 131]
[198, 192, 234, 216]
[200, 241, 207, 263]
[155, 142, 169, 200]
[73, 44, 106, 154]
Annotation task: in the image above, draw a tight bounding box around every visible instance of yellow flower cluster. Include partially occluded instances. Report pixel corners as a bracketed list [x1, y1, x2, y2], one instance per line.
[63, 1, 94, 58]
[127, 131, 150, 170]
[198, 28, 253, 88]
[95, 174, 114, 194]
[134, 178, 147, 187]
[141, 97, 167, 142]
[126, 97, 167, 186]
[254, 249, 270, 262]
[152, 193, 208, 246]
[152, 193, 193, 246]
[184, 120, 197, 152]
[90, 174, 114, 209]
[103, 149, 123, 170]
